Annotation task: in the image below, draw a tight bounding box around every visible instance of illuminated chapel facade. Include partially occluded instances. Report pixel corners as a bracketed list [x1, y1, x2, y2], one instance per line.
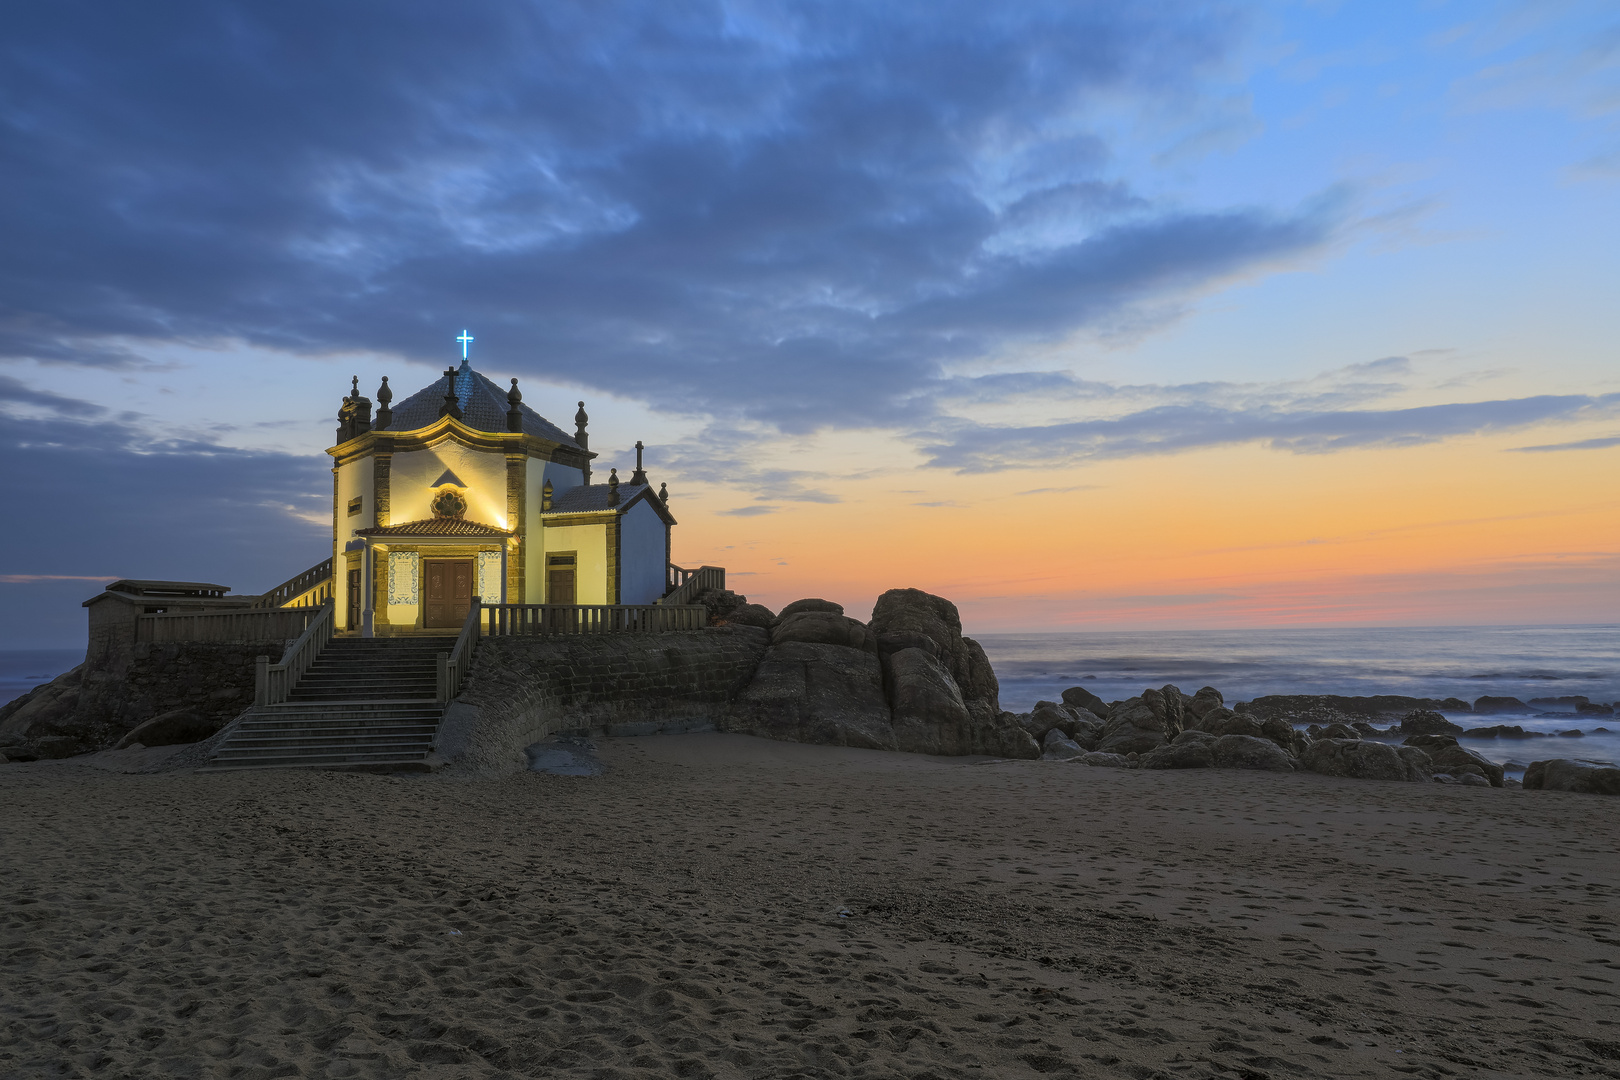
[328, 351, 675, 634]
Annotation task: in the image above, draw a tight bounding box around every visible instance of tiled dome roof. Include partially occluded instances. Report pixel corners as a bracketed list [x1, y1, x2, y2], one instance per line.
[384, 361, 583, 448]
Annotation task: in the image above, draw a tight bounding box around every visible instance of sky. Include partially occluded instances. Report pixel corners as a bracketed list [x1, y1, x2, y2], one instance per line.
[2, 0, 1618, 648]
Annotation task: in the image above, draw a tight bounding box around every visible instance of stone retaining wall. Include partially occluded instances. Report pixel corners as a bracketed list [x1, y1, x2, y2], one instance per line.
[1, 640, 287, 759]
[438, 626, 770, 774]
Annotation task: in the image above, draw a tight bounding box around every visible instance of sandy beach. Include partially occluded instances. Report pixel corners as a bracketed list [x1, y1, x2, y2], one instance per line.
[2, 734, 1618, 1079]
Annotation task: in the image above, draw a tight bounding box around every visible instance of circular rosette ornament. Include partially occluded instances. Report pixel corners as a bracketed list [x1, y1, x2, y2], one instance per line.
[430, 488, 467, 520]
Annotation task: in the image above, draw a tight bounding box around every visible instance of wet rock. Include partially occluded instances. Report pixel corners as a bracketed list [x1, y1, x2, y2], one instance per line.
[1400, 709, 1464, 735]
[1456, 772, 1491, 787]
[1474, 695, 1530, 715]
[1041, 728, 1085, 761]
[1213, 734, 1294, 772]
[1145, 685, 1186, 739]
[1558, 729, 1585, 738]
[726, 641, 895, 750]
[778, 598, 845, 619]
[1424, 743, 1505, 787]
[1025, 700, 1073, 741]
[1523, 759, 1620, 795]
[1463, 724, 1533, 739]
[1078, 751, 1133, 768]
[113, 709, 219, 749]
[771, 610, 878, 653]
[1528, 695, 1589, 710]
[1578, 702, 1615, 717]
[1320, 723, 1361, 740]
[1191, 706, 1241, 734]
[1061, 685, 1109, 717]
[1298, 739, 1430, 782]
[1140, 730, 1215, 770]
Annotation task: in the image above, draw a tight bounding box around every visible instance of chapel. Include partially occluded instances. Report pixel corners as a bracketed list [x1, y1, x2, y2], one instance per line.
[328, 337, 676, 634]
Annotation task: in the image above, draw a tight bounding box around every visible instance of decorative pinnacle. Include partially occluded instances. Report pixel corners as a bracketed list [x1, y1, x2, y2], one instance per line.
[350, 375, 360, 398]
[508, 378, 522, 406]
[376, 375, 392, 405]
[658, 482, 668, 503]
[607, 467, 620, 506]
[630, 440, 648, 485]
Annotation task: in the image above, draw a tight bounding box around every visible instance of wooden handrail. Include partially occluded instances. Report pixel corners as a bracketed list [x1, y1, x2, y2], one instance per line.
[478, 603, 709, 636]
[438, 599, 483, 703]
[253, 557, 335, 608]
[659, 564, 725, 607]
[253, 599, 334, 706]
[139, 606, 321, 644]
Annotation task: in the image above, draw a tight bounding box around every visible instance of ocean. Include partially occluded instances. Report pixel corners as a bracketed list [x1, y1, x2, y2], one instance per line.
[5, 627, 1618, 774]
[976, 625, 1620, 775]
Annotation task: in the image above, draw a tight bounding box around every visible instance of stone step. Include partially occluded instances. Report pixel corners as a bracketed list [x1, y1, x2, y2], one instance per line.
[200, 752, 435, 772]
[221, 736, 437, 751]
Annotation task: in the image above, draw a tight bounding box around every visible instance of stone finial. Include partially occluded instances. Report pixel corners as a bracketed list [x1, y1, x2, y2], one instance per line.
[506, 378, 523, 432]
[541, 478, 553, 512]
[658, 481, 668, 503]
[438, 366, 463, 420]
[336, 375, 371, 441]
[573, 401, 591, 448]
[630, 440, 647, 485]
[607, 468, 620, 506]
[374, 376, 392, 430]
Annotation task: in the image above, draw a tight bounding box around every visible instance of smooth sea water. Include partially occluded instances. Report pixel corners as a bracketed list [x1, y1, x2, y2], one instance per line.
[976, 625, 1620, 776]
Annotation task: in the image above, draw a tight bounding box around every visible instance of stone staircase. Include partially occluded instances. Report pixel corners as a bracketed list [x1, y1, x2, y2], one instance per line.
[203, 637, 457, 772]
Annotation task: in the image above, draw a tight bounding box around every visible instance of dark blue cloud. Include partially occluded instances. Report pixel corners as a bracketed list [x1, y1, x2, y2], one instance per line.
[917, 393, 1620, 472]
[0, 0, 1342, 432]
[0, 409, 329, 647]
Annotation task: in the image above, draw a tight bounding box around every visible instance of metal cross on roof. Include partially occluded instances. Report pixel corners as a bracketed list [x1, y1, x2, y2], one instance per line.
[457, 330, 474, 359]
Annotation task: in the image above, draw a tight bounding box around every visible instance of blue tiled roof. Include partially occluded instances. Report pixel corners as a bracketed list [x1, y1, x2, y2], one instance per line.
[383, 361, 583, 449]
[544, 483, 651, 514]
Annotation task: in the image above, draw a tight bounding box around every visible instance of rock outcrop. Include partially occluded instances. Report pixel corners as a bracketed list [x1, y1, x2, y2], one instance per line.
[1298, 739, 1430, 783]
[1523, 759, 1620, 796]
[1404, 734, 1504, 787]
[1400, 709, 1464, 735]
[724, 588, 1037, 759]
[1212, 734, 1294, 772]
[727, 640, 895, 750]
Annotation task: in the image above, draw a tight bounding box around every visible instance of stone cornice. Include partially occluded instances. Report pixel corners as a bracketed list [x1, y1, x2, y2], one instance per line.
[328, 415, 595, 471]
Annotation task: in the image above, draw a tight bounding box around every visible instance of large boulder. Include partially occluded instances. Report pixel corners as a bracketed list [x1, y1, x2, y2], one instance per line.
[1079, 751, 1133, 768]
[1041, 728, 1085, 761]
[1185, 686, 1225, 722]
[1429, 744, 1505, 787]
[1025, 701, 1073, 741]
[1140, 730, 1215, 770]
[1400, 709, 1464, 735]
[1060, 685, 1109, 717]
[1213, 734, 1294, 772]
[1191, 706, 1242, 734]
[771, 611, 877, 653]
[869, 589, 1003, 725]
[876, 631, 941, 659]
[1473, 696, 1530, 715]
[1145, 686, 1186, 739]
[886, 648, 1036, 759]
[726, 641, 895, 750]
[1523, 759, 1620, 795]
[778, 597, 845, 620]
[113, 708, 219, 749]
[1094, 697, 1170, 756]
[1298, 739, 1430, 783]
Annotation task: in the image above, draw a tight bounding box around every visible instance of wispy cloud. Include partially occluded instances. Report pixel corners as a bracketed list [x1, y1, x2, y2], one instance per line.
[1510, 434, 1620, 453]
[917, 392, 1620, 472]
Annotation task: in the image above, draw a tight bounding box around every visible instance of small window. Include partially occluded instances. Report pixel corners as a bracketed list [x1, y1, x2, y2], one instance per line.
[347, 497, 363, 516]
[548, 554, 576, 567]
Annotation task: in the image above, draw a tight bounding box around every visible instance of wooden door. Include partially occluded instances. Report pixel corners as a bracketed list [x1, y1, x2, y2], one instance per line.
[424, 559, 474, 627]
[547, 568, 576, 605]
[346, 567, 361, 630]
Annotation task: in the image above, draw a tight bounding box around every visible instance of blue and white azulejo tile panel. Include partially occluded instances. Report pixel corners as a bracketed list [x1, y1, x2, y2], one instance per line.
[387, 551, 420, 605]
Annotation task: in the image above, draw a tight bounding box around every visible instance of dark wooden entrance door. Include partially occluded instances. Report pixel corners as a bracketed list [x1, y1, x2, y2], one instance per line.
[347, 567, 362, 630]
[424, 558, 474, 627]
[547, 568, 576, 605]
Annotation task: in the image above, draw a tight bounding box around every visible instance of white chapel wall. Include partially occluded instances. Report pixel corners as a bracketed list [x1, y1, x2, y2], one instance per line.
[619, 500, 668, 605]
[524, 459, 586, 601]
[334, 458, 376, 541]
[390, 442, 509, 527]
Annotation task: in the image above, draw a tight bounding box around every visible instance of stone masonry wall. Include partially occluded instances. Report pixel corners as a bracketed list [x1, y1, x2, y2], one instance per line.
[0, 640, 287, 759]
[438, 626, 770, 774]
